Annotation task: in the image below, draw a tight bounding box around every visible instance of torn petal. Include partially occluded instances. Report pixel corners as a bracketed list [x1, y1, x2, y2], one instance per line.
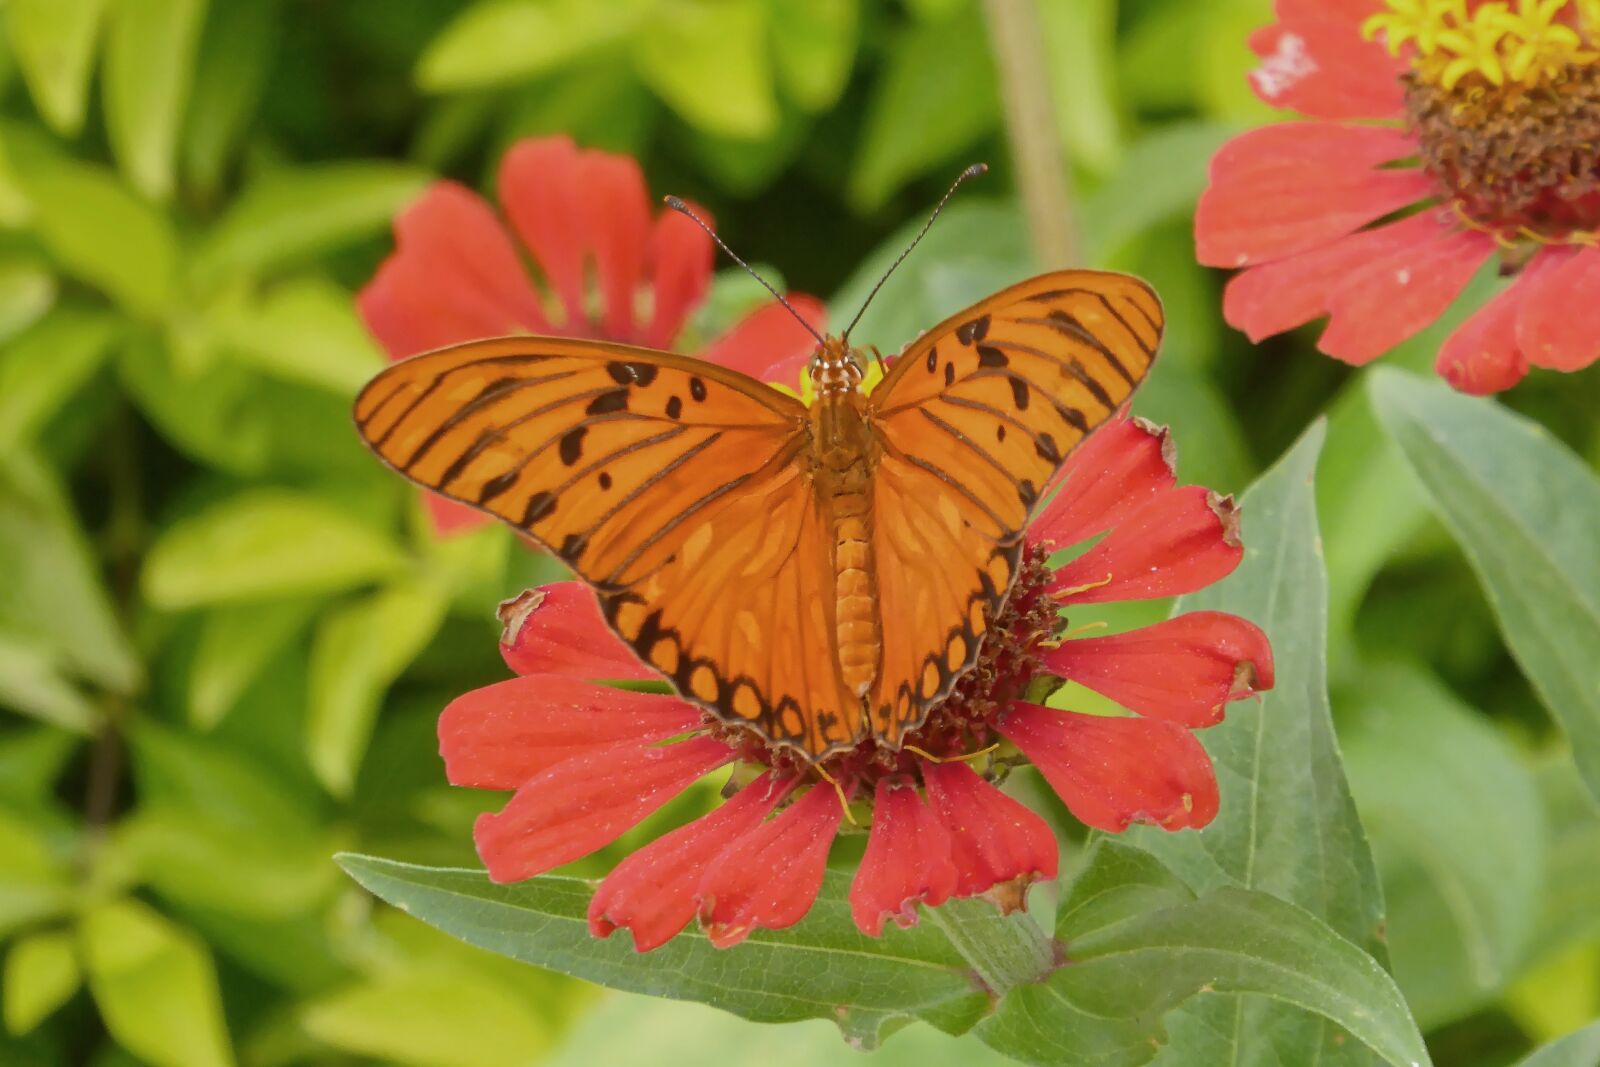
[849, 777, 958, 936]
[1049, 486, 1243, 604]
[497, 583, 652, 681]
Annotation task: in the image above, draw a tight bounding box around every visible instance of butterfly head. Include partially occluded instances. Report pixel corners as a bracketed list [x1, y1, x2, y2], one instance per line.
[808, 336, 866, 396]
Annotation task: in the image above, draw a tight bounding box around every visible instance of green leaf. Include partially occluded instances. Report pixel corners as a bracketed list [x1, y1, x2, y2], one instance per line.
[769, 0, 858, 113]
[1079, 123, 1240, 259]
[848, 5, 999, 210]
[0, 306, 119, 452]
[182, 0, 279, 200]
[1341, 662, 1543, 1029]
[141, 488, 408, 609]
[0, 633, 101, 732]
[103, 0, 207, 201]
[81, 899, 234, 1067]
[635, 0, 778, 139]
[1369, 368, 1600, 806]
[308, 579, 451, 797]
[1010, 889, 1428, 1067]
[1127, 422, 1392, 1064]
[0, 807, 72, 936]
[116, 335, 273, 473]
[192, 162, 430, 282]
[4, 140, 177, 315]
[416, 0, 646, 93]
[0, 727, 80, 805]
[0, 453, 141, 693]
[337, 857, 992, 1049]
[1523, 760, 1600, 966]
[1514, 1022, 1600, 1067]
[1038, 0, 1122, 175]
[3, 929, 81, 1034]
[209, 275, 385, 395]
[188, 598, 319, 729]
[4, 0, 110, 135]
[0, 255, 57, 346]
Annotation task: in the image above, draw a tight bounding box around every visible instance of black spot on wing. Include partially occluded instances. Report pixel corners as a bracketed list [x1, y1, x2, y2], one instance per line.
[597, 472, 612, 490]
[976, 344, 1008, 368]
[607, 361, 659, 386]
[956, 315, 991, 345]
[559, 533, 587, 561]
[1035, 432, 1060, 463]
[559, 427, 587, 466]
[944, 362, 956, 387]
[523, 490, 556, 525]
[585, 388, 630, 415]
[1008, 375, 1030, 410]
[479, 470, 519, 505]
[926, 347, 938, 373]
[666, 396, 683, 419]
[689, 377, 707, 402]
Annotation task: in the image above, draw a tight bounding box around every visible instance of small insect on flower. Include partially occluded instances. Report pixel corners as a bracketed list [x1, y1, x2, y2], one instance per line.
[356, 167, 1274, 952]
[1198, 0, 1600, 393]
[358, 135, 826, 535]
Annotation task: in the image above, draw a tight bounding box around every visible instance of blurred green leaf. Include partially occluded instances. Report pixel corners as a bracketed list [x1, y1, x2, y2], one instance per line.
[4, 141, 177, 315]
[849, 4, 998, 210]
[635, 0, 777, 139]
[117, 335, 273, 473]
[0, 255, 57, 345]
[1370, 369, 1600, 806]
[416, 0, 646, 93]
[1523, 760, 1600, 967]
[0, 728, 80, 805]
[308, 578, 452, 797]
[141, 488, 408, 609]
[770, 0, 858, 113]
[182, 0, 279, 200]
[192, 162, 430, 282]
[211, 276, 385, 395]
[1038, 0, 1122, 176]
[1079, 123, 1240, 260]
[0, 453, 141, 693]
[0, 306, 119, 452]
[338, 858, 992, 1049]
[3, 929, 81, 1034]
[1342, 661, 1543, 1029]
[4, 0, 109, 135]
[81, 898, 234, 1067]
[103, 0, 207, 201]
[1513, 1022, 1600, 1067]
[0, 807, 72, 936]
[304, 971, 554, 1067]
[188, 599, 318, 729]
[1128, 423, 1392, 1065]
[0, 634, 101, 732]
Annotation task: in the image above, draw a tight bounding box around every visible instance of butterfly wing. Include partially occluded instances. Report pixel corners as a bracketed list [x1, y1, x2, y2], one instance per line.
[865, 270, 1163, 742]
[356, 337, 862, 756]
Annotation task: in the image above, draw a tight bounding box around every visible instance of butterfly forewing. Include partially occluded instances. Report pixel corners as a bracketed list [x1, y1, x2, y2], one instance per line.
[864, 270, 1163, 742]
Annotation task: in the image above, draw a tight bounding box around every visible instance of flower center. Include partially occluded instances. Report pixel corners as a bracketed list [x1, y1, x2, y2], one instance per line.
[1373, 0, 1600, 239]
[707, 544, 1062, 796]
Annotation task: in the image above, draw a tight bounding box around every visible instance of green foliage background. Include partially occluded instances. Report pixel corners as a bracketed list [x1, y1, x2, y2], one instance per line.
[0, 1, 1597, 1065]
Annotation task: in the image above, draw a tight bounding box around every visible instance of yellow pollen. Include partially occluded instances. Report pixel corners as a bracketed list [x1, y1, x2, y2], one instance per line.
[1365, 0, 1600, 89]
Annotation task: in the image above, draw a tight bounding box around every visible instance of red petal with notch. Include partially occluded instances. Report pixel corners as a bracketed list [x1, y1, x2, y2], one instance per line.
[922, 761, 1057, 900]
[1032, 416, 1176, 548]
[474, 736, 733, 883]
[1318, 227, 1498, 364]
[1043, 611, 1274, 728]
[697, 783, 843, 947]
[496, 583, 652, 681]
[357, 181, 550, 358]
[1222, 211, 1446, 342]
[1436, 250, 1568, 393]
[701, 295, 827, 385]
[498, 136, 589, 329]
[579, 149, 651, 341]
[439, 675, 701, 789]
[1049, 486, 1243, 604]
[998, 703, 1219, 832]
[849, 777, 959, 936]
[1516, 245, 1600, 372]
[589, 773, 791, 952]
[642, 201, 715, 350]
[1246, 11, 1405, 120]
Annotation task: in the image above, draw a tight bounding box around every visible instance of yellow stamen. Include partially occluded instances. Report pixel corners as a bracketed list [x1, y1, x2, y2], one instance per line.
[1365, 0, 1598, 89]
[813, 762, 858, 826]
[902, 743, 1001, 765]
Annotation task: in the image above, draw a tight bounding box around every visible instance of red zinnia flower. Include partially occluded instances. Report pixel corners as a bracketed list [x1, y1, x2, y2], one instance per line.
[1198, 0, 1600, 393]
[357, 135, 826, 534]
[438, 414, 1274, 952]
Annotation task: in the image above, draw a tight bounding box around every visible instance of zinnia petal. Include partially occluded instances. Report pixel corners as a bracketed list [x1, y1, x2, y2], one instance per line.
[642, 200, 716, 350]
[1515, 245, 1600, 372]
[589, 773, 791, 952]
[700, 295, 827, 384]
[1436, 251, 1569, 394]
[1032, 416, 1176, 548]
[439, 675, 702, 789]
[1246, 10, 1406, 120]
[474, 736, 733, 882]
[849, 777, 958, 936]
[422, 493, 492, 537]
[922, 761, 1057, 902]
[697, 783, 844, 947]
[579, 149, 651, 341]
[1318, 228, 1498, 364]
[998, 703, 1219, 832]
[497, 584, 652, 681]
[499, 136, 590, 329]
[1049, 486, 1242, 603]
[1043, 611, 1274, 727]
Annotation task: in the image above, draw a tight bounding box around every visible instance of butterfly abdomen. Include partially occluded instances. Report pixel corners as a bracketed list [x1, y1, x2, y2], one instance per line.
[810, 390, 882, 702]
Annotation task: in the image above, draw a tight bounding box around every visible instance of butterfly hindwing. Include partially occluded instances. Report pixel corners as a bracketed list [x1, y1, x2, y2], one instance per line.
[864, 270, 1163, 741]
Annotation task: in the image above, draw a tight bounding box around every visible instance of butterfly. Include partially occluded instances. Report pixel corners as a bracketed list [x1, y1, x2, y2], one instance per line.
[354, 182, 1161, 762]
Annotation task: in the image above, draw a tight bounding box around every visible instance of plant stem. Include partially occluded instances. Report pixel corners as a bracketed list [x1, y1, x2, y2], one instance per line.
[927, 896, 1055, 996]
[983, 0, 1079, 267]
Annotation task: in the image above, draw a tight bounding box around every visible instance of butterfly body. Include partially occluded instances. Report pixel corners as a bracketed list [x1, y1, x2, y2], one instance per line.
[355, 271, 1162, 761]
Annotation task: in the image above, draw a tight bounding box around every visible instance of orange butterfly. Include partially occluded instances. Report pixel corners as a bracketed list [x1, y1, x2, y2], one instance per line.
[355, 179, 1162, 761]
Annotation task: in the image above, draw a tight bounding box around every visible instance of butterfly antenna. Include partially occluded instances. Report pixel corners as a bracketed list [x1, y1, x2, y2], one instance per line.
[841, 162, 988, 343]
[663, 196, 826, 347]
